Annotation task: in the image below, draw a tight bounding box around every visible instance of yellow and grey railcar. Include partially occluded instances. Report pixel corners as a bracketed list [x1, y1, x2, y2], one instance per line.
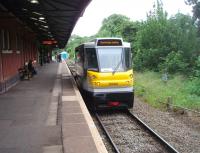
[75, 38, 134, 110]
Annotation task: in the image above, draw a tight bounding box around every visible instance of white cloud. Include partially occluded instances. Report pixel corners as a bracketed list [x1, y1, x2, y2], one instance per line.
[72, 0, 192, 36]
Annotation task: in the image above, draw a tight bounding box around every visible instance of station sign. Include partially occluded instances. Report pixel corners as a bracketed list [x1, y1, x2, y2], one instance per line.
[42, 40, 57, 45]
[2, 50, 13, 54]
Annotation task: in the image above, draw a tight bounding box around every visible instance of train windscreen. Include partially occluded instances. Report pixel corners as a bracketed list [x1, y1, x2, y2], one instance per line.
[97, 48, 124, 72]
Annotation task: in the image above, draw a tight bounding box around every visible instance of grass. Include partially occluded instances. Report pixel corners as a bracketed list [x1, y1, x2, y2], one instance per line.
[134, 71, 200, 111]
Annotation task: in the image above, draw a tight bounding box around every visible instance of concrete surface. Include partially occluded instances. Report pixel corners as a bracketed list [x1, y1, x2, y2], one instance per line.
[0, 62, 108, 153]
[0, 63, 62, 153]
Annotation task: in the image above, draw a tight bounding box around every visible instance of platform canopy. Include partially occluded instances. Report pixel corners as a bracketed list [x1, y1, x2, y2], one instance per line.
[0, 0, 91, 48]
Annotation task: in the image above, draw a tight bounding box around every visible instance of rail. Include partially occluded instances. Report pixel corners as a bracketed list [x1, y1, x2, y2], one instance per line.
[95, 113, 121, 153]
[125, 110, 180, 153]
[95, 110, 180, 153]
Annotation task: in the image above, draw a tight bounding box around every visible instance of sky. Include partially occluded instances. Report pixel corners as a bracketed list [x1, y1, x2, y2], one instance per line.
[72, 0, 193, 37]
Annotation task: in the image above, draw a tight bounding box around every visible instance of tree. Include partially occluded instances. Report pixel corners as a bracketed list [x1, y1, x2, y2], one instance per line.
[134, 0, 170, 70]
[96, 14, 130, 37]
[169, 13, 199, 64]
[186, 0, 200, 33]
[96, 14, 140, 50]
[122, 21, 140, 44]
[133, 0, 199, 74]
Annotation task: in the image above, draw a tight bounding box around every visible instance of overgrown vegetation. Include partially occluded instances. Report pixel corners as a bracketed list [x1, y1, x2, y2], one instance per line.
[135, 71, 200, 110]
[66, 0, 200, 110]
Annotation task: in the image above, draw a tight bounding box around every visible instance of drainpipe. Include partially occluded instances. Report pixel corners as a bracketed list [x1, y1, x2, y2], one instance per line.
[0, 48, 5, 93]
[0, 29, 5, 93]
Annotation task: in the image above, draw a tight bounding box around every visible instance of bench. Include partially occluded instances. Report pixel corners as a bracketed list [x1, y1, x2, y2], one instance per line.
[18, 66, 32, 80]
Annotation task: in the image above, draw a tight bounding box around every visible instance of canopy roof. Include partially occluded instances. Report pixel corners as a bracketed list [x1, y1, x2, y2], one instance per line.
[0, 0, 91, 48]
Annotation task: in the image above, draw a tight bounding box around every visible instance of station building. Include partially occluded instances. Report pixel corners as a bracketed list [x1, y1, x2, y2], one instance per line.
[0, 0, 91, 93]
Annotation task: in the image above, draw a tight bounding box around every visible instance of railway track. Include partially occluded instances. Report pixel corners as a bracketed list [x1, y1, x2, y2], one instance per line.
[95, 110, 179, 153]
[67, 62, 180, 153]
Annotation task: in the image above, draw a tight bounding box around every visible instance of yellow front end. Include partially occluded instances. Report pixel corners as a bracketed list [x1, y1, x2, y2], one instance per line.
[87, 70, 134, 88]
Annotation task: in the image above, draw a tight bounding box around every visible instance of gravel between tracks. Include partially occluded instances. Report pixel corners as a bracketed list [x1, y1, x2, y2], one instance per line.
[91, 115, 116, 153]
[99, 112, 169, 153]
[131, 97, 200, 153]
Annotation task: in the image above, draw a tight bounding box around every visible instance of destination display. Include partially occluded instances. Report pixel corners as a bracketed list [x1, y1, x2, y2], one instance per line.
[97, 39, 122, 46]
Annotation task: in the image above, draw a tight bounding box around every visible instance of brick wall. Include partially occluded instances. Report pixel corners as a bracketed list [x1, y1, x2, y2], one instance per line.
[0, 12, 38, 93]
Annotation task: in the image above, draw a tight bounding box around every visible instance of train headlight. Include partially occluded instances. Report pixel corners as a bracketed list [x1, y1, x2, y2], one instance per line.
[126, 79, 133, 86]
[94, 82, 100, 86]
[129, 74, 133, 78]
[90, 75, 96, 80]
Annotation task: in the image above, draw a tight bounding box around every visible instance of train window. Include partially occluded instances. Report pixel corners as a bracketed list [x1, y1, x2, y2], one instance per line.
[75, 46, 84, 63]
[98, 48, 124, 72]
[124, 48, 132, 70]
[85, 48, 98, 71]
[75, 51, 81, 63]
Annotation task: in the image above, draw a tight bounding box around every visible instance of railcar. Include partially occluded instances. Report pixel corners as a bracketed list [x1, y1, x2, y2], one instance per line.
[75, 38, 134, 110]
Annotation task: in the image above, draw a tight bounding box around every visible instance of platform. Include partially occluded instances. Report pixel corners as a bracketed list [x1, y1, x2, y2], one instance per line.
[0, 62, 107, 153]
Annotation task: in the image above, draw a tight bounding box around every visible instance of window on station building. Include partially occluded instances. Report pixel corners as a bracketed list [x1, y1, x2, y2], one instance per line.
[4, 30, 8, 49]
[0, 29, 6, 50]
[1, 30, 11, 50]
[16, 34, 20, 50]
[8, 31, 11, 50]
[0, 30, 3, 50]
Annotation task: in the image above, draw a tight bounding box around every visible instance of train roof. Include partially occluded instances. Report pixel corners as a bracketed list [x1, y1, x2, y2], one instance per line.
[78, 38, 130, 48]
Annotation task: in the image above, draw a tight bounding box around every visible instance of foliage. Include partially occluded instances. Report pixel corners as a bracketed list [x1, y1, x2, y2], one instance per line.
[96, 14, 140, 49]
[158, 51, 188, 73]
[186, 0, 200, 34]
[135, 71, 200, 110]
[193, 56, 200, 77]
[185, 77, 200, 96]
[133, 0, 199, 75]
[65, 35, 94, 58]
[122, 21, 141, 48]
[96, 14, 130, 37]
[66, 14, 139, 57]
[133, 1, 170, 70]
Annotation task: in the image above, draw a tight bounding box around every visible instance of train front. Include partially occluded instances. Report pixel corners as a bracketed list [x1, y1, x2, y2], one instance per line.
[84, 39, 134, 110]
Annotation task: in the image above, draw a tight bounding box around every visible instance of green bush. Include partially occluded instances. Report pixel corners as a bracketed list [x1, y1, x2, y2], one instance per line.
[193, 56, 200, 77]
[185, 78, 200, 96]
[159, 51, 188, 73]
